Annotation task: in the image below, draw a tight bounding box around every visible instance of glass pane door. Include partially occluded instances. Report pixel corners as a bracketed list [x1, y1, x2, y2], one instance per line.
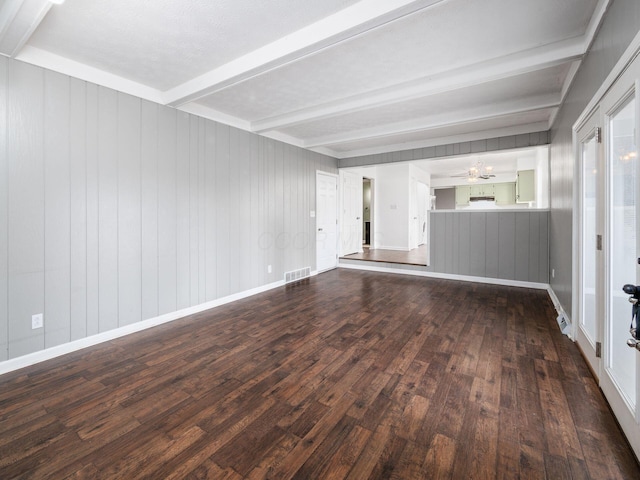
[576, 110, 603, 375]
[586, 46, 640, 459]
[581, 134, 598, 345]
[608, 94, 637, 409]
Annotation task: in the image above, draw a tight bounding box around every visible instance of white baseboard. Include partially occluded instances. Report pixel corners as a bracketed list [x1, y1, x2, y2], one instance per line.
[338, 261, 549, 290]
[375, 246, 412, 251]
[0, 279, 287, 376]
[546, 285, 573, 339]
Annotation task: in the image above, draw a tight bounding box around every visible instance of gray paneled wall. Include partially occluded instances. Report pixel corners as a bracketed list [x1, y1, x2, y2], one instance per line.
[339, 131, 550, 168]
[428, 211, 549, 283]
[0, 57, 337, 361]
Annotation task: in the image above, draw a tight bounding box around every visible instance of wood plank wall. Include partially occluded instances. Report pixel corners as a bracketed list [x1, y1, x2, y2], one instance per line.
[0, 57, 338, 362]
[429, 211, 549, 283]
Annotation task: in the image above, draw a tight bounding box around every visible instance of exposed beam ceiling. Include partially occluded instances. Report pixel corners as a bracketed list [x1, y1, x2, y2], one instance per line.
[0, 0, 611, 159]
[163, 0, 448, 107]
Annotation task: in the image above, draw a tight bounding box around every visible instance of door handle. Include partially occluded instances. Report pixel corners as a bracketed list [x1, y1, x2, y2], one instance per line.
[318, 228, 323, 232]
[628, 338, 640, 351]
[623, 284, 640, 349]
[356, 217, 361, 220]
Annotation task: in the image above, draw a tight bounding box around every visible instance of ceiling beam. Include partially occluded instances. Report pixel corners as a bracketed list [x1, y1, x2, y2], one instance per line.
[584, 0, 612, 51]
[332, 123, 550, 159]
[17, 45, 165, 104]
[0, 0, 52, 58]
[252, 38, 583, 134]
[162, 0, 448, 107]
[304, 93, 561, 148]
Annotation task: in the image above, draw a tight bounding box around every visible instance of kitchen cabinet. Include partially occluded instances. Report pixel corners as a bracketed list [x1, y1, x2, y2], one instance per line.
[495, 182, 516, 205]
[516, 170, 535, 203]
[469, 183, 495, 197]
[455, 185, 470, 206]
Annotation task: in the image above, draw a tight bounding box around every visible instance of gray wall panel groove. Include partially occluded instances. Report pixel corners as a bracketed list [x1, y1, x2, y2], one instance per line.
[0, 57, 7, 361]
[117, 93, 142, 327]
[44, 70, 71, 348]
[8, 61, 45, 358]
[97, 87, 119, 333]
[85, 83, 99, 336]
[176, 111, 191, 311]
[69, 77, 87, 341]
[157, 108, 178, 315]
[0, 57, 337, 362]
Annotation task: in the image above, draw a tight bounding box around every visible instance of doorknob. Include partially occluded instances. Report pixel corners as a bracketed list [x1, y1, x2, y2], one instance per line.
[318, 228, 323, 232]
[623, 284, 640, 349]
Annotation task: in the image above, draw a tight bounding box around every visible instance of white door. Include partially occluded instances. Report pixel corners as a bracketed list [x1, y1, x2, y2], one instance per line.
[576, 108, 603, 376]
[409, 178, 419, 249]
[576, 52, 640, 458]
[340, 171, 363, 256]
[417, 182, 429, 246]
[600, 61, 640, 457]
[316, 172, 338, 272]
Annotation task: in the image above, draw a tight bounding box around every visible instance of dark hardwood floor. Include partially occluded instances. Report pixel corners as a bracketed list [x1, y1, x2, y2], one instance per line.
[1, 269, 638, 479]
[341, 245, 428, 266]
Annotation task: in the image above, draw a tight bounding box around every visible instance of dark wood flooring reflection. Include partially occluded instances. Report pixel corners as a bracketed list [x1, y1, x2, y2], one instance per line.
[342, 244, 428, 266]
[1, 269, 638, 479]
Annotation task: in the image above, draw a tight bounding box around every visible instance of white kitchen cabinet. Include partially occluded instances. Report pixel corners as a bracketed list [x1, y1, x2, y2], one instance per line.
[455, 185, 470, 206]
[495, 182, 516, 205]
[469, 183, 495, 197]
[516, 170, 535, 203]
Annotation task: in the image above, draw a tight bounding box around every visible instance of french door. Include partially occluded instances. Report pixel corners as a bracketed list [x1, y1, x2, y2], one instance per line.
[576, 109, 603, 376]
[576, 52, 640, 458]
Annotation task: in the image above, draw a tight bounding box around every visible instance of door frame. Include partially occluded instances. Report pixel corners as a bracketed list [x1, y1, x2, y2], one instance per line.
[573, 109, 603, 379]
[572, 30, 640, 341]
[571, 30, 640, 460]
[339, 170, 363, 256]
[599, 74, 640, 456]
[362, 177, 374, 248]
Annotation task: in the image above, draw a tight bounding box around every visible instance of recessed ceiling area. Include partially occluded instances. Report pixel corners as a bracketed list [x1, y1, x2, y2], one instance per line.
[0, 0, 608, 158]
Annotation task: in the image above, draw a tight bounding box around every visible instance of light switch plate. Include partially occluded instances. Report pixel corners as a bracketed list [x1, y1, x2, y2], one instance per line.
[32, 313, 43, 329]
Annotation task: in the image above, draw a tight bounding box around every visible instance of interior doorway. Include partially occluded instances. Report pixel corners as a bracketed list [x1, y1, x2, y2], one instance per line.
[363, 178, 373, 247]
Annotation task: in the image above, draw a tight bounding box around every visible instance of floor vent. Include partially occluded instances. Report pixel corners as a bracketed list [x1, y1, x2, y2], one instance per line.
[556, 313, 571, 336]
[285, 267, 311, 284]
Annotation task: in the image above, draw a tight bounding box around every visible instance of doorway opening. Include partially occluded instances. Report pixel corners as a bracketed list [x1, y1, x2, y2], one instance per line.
[363, 178, 373, 248]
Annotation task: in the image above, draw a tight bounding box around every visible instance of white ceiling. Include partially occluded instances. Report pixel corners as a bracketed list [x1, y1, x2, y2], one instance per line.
[0, 0, 608, 159]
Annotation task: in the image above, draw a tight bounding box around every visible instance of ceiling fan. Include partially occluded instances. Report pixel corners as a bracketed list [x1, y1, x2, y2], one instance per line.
[450, 161, 496, 183]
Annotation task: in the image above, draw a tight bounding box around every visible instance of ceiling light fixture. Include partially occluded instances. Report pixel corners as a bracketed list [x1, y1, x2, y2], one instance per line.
[466, 161, 495, 182]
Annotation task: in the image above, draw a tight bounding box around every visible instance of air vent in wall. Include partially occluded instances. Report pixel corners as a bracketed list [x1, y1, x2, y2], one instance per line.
[284, 267, 311, 284]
